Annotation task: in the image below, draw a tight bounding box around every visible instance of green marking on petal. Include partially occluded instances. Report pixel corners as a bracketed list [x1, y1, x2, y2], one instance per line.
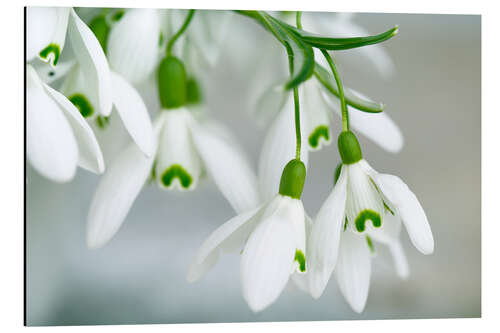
[308, 125, 330, 148]
[95, 115, 110, 129]
[161, 164, 193, 188]
[384, 201, 395, 215]
[89, 15, 110, 52]
[343, 217, 348, 231]
[355, 209, 382, 232]
[39, 43, 61, 66]
[366, 236, 375, 253]
[294, 249, 306, 272]
[69, 94, 94, 118]
[159, 31, 164, 46]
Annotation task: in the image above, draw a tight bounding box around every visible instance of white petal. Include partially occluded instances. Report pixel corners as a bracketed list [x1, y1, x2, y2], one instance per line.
[31, 59, 76, 85]
[27, 7, 70, 66]
[258, 99, 309, 202]
[290, 213, 313, 293]
[155, 109, 202, 191]
[27, 65, 78, 182]
[335, 231, 372, 313]
[241, 196, 301, 312]
[302, 79, 332, 151]
[27, 7, 57, 62]
[43, 83, 104, 174]
[366, 212, 409, 278]
[344, 161, 385, 234]
[107, 9, 160, 84]
[110, 71, 154, 157]
[187, 206, 262, 283]
[190, 118, 260, 213]
[68, 9, 112, 116]
[322, 88, 403, 153]
[188, 10, 232, 68]
[370, 172, 434, 255]
[308, 167, 347, 298]
[86, 115, 166, 249]
[60, 64, 99, 119]
[388, 241, 410, 279]
[254, 84, 289, 126]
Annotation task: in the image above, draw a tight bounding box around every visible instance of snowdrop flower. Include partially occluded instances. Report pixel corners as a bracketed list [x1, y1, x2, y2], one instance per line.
[188, 159, 308, 312]
[255, 77, 403, 155]
[302, 12, 396, 79]
[26, 64, 104, 182]
[87, 54, 258, 248]
[307, 131, 434, 312]
[51, 8, 155, 157]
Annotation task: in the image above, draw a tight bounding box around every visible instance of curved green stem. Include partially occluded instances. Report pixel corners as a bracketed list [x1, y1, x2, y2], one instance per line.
[166, 9, 196, 55]
[285, 42, 302, 160]
[296, 11, 302, 29]
[321, 49, 349, 131]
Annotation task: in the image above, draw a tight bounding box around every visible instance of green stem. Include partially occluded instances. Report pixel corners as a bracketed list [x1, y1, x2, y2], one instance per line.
[296, 11, 302, 29]
[321, 49, 349, 131]
[166, 9, 196, 55]
[287, 28, 301, 160]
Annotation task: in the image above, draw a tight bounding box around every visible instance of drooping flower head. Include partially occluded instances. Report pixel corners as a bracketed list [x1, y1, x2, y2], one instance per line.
[307, 130, 434, 312]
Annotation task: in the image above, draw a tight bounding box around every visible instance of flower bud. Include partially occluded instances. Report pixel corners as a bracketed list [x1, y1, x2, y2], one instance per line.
[158, 56, 187, 109]
[338, 130, 362, 164]
[279, 159, 306, 199]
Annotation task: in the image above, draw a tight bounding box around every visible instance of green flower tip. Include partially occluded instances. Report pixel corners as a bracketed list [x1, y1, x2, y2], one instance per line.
[161, 164, 192, 189]
[294, 249, 306, 273]
[393, 25, 399, 36]
[39, 43, 60, 66]
[308, 125, 330, 149]
[89, 15, 110, 52]
[338, 130, 362, 165]
[158, 56, 187, 109]
[355, 209, 382, 232]
[333, 163, 342, 185]
[279, 159, 306, 199]
[96, 115, 110, 129]
[69, 93, 94, 118]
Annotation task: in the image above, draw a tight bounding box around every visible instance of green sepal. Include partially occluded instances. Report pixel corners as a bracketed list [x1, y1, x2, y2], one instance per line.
[355, 209, 382, 232]
[69, 93, 94, 118]
[294, 249, 306, 272]
[161, 164, 192, 188]
[89, 15, 110, 52]
[39, 43, 60, 66]
[158, 56, 187, 109]
[110, 9, 124, 22]
[279, 159, 306, 199]
[186, 78, 202, 105]
[338, 131, 362, 165]
[314, 63, 384, 113]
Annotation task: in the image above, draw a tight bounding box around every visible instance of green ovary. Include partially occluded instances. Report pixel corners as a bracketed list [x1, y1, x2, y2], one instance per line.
[69, 94, 94, 118]
[39, 43, 61, 66]
[308, 125, 330, 148]
[355, 209, 382, 232]
[161, 164, 193, 189]
[294, 249, 306, 272]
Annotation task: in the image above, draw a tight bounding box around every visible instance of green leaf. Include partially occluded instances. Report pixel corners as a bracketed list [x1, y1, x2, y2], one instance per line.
[236, 11, 314, 90]
[314, 63, 384, 113]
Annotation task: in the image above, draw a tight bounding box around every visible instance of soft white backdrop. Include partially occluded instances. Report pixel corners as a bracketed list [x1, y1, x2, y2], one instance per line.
[25, 10, 480, 325]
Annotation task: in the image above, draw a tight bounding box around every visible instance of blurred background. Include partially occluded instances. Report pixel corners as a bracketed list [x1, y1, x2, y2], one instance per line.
[26, 10, 480, 325]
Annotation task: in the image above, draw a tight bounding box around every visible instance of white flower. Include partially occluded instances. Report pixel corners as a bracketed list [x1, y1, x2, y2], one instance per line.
[26, 64, 104, 182]
[306, 133, 434, 312]
[87, 109, 259, 248]
[188, 159, 308, 312]
[106, 8, 161, 84]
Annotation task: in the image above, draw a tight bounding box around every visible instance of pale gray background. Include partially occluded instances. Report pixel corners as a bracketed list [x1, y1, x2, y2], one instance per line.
[26, 11, 481, 325]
